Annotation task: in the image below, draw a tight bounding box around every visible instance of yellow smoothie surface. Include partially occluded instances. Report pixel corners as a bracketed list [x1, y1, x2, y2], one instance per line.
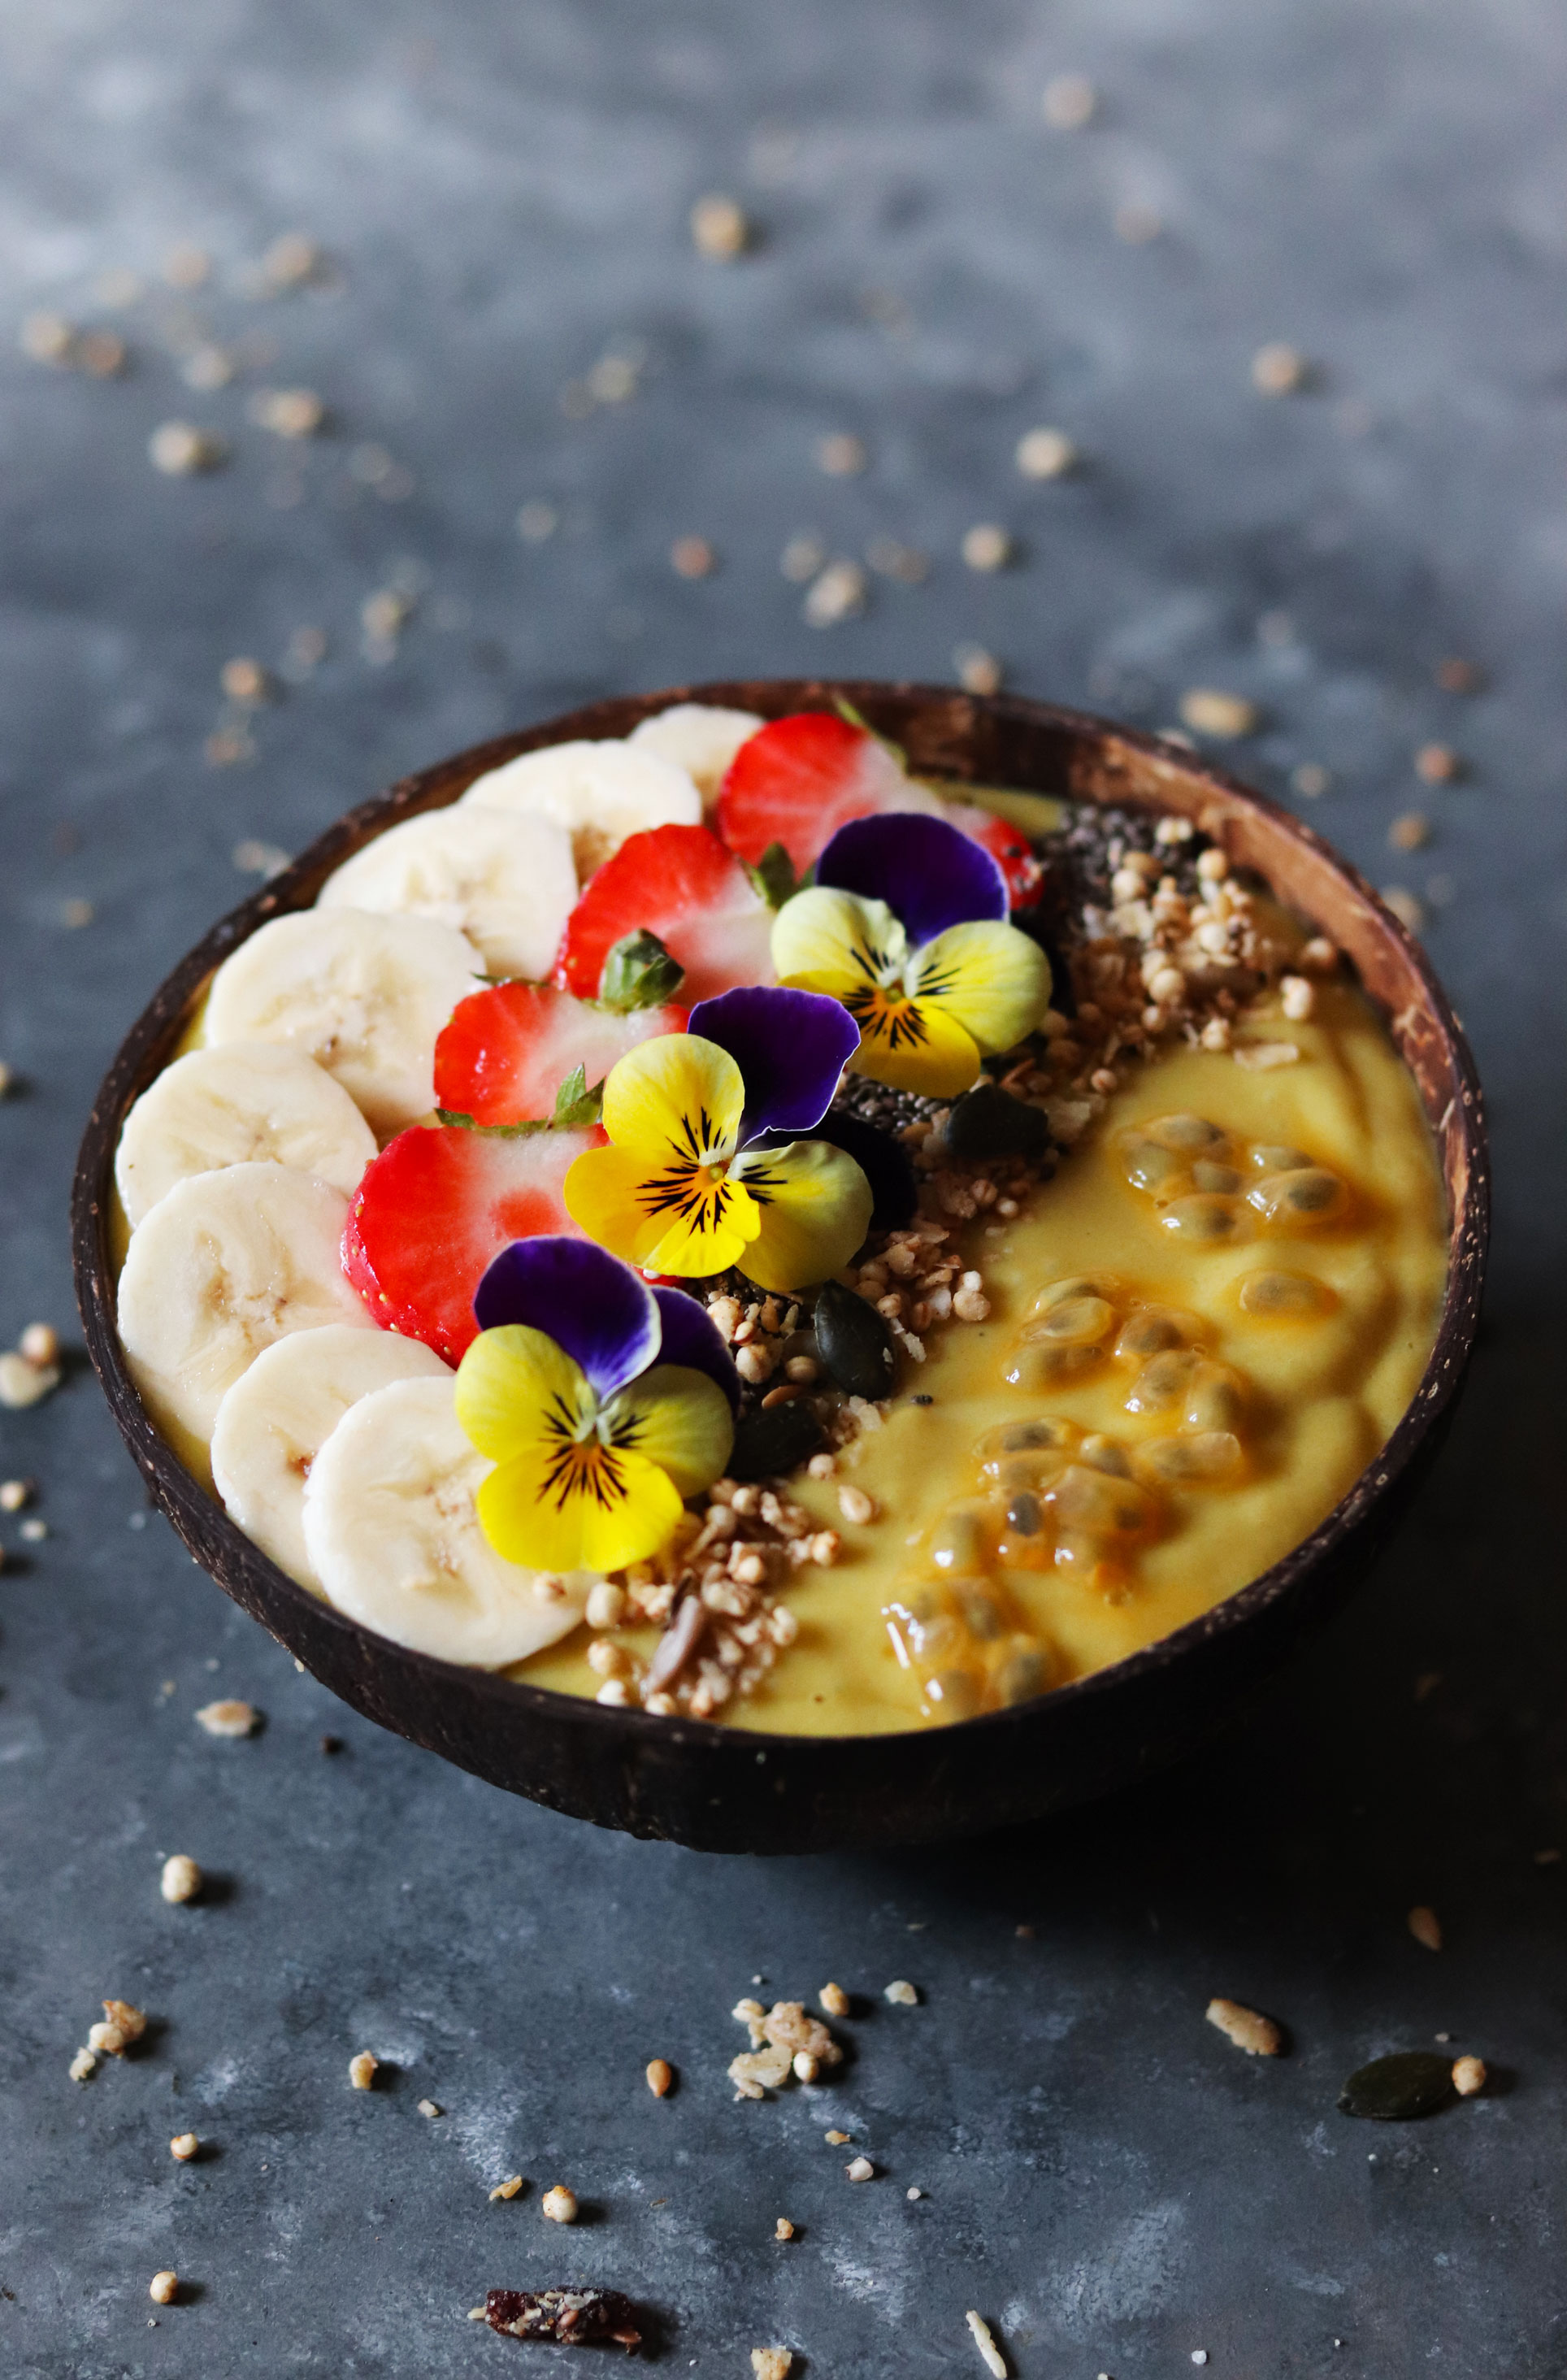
[517, 981, 1446, 1733]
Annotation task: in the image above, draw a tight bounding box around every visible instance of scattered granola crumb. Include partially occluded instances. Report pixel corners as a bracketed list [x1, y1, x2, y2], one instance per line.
[1383, 886, 1426, 933]
[219, 657, 268, 705]
[169, 2132, 199, 2162]
[418, 2098, 443, 2118]
[149, 2271, 179, 2306]
[349, 2051, 379, 2091]
[1041, 72, 1096, 129]
[825, 2130, 850, 2146]
[1015, 1924, 1035, 1940]
[774, 2217, 795, 2240]
[1179, 688, 1258, 739]
[195, 1699, 258, 1738]
[1435, 657, 1482, 693]
[1292, 762, 1331, 798]
[262, 231, 323, 289]
[1452, 2055, 1487, 2097]
[1279, 975, 1316, 1023]
[541, 2184, 579, 2224]
[752, 2351, 792, 2380]
[68, 2048, 97, 2082]
[1389, 811, 1430, 851]
[1408, 1904, 1443, 1952]
[149, 421, 225, 476]
[1415, 742, 1461, 784]
[883, 1979, 918, 2006]
[1205, 1997, 1283, 2056]
[803, 558, 867, 626]
[89, 2000, 148, 2056]
[1015, 425, 1077, 480]
[837, 1484, 875, 1527]
[906, 2187, 922, 2200]
[21, 311, 76, 365]
[0, 1352, 59, 1408]
[160, 1854, 202, 1904]
[646, 2058, 674, 2098]
[966, 2310, 1008, 2379]
[819, 1983, 851, 2017]
[690, 193, 750, 258]
[671, 535, 717, 580]
[1251, 341, 1307, 395]
[844, 2156, 875, 2182]
[953, 643, 1003, 696]
[489, 2174, 525, 2200]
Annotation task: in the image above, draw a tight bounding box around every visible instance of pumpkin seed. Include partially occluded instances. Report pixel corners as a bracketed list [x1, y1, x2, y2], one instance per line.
[1337, 2051, 1455, 2121]
[729, 1399, 826, 1483]
[944, 1080, 1050, 1160]
[814, 1279, 898, 1399]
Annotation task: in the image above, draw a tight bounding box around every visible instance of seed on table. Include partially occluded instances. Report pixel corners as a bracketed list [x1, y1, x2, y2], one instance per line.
[961, 523, 1013, 573]
[751, 2352, 792, 2380]
[1408, 1904, 1443, 1951]
[349, 2051, 379, 2091]
[1041, 72, 1096, 128]
[814, 432, 867, 477]
[645, 2058, 673, 2097]
[195, 1699, 258, 1738]
[1015, 425, 1077, 480]
[1452, 2055, 1487, 2096]
[149, 2271, 179, 2306]
[149, 422, 225, 476]
[689, 193, 749, 258]
[160, 1854, 202, 1904]
[1179, 688, 1257, 739]
[966, 2310, 1009, 2379]
[1251, 341, 1308, 395]
[1205, 1997, 1283, 2056]
[541, 2184, 578, 2224]
[169, 2132, 199, 2162]
[774, 2216, 795, 2240]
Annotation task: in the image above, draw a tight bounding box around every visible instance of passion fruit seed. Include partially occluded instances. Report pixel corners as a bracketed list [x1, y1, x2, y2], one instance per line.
[814, 1279, 898, 1399]
[1047, 1465, 1148, 1539]
[1238, 1269, 1333, 1318]
[1250, 1143, 1313, 1172]
[1137, 1430, 1244, 1484]
[959, 1587, 1005, 1640]
[1022, 1294, 1115, 1346]
[1126, 1349, 1205, 1413]
[1029, 1275, 1120, 1315]
[927, 1669, 982, 1719]
[1113, 1306, 1203, 1359]
[1248, 1167, 1346, 1225]
[1144, 1112, 1229, 1153]
[983, 1417, 1079, 1457]
[1181, 1362, 1246, 1434]
[996, 1648, 1048, 1705]
[1078, 1434, 1133, 1477]
[1005, 1490, 1043, 1535]
[1122, 1140, 1188, 1192]
[1004, 1341, 1105, 1391]
[1192, 1161, 1242, 1193]
[929, 1508, 988, 1571]
[1159, 1193, 1244, 1241]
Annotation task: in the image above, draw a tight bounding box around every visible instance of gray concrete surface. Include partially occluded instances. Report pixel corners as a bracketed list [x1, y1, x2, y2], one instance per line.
[2, 2, 1564, 2373]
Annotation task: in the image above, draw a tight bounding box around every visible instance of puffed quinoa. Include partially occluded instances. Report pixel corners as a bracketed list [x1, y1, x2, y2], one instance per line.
[349, 2051, 379, 2090]
[1205, 1997, 1283, 2056]
[541, 2185, 578, 2224]
[418, 2098, 443, 2118]
[19, 1322, 59, 1368]
[68, 2048, 97, 2082]
[89, 2000, 147, 2056]
[169, 2132, 199, 2161]
[883, 1979, 918, 2006]
[1279, 975, 1315, 1022]
[1452, 2055, 1487, 2096]
[149, 2270, 179, 2305]
[585, 1581, 626, 1629]
[0, 1478, 31, 1511]
[775, 2216, 795, 2240]
[844, 2155, 875, 2181]
[595, 1678, 632, 1708]
[489, 2174, 525, 2200]
[819, 1983, 851, 2017]
[752, 2352, 793, 2380]
[195, 1699, 258, 1738]
[587, 1639, 630, 1678]
[837, 1483, 875, 1526]
[953, 1287, 990, 1322]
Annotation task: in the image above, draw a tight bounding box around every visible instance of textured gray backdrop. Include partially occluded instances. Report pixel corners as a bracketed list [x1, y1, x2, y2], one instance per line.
[2, 3, 1563, 2375]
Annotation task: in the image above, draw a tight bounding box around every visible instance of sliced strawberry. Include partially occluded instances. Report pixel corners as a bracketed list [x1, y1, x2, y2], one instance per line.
[946, 806, 1044, 908]
[554, 823, 775, 1008]
[434, 982, 686, 1127]
[343, 1123, 597, 1364]
[715, 710, 941, 873]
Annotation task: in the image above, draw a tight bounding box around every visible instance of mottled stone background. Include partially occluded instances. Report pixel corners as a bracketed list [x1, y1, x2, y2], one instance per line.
[2, 3, 1564, 2374]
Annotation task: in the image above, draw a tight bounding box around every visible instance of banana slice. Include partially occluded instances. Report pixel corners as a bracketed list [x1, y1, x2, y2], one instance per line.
[317, 804, 576, 983]
[302, 1374, 592, 1666]
[204, 907, 483, 1137]
[115, 1042, 378, 1231]
[627, 704, 765, 808]
[211, 1323, 451, 1589]
[118, 1162, 373, 1456]
[459, 738, 702, 879]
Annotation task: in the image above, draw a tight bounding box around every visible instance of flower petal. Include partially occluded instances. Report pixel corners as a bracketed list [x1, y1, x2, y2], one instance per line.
[913, 919, 1053, 1054]
[845, 994, 983, 1098]
[729, 1138, 875, 1292]
[600, 1031, 744, 1166]
[454, 1324, 593, 1467]
[606, 1362, 736, 1495]
[688, 985, 860, 1138]
[478, 1437, 685, 1573]
[565, 1142, 761, 1278]
[817, 812, 1007, 945]
[769, 886, 906, 999]
[472, 1236, 660, 1402]
[651, 1287, 742, 1409]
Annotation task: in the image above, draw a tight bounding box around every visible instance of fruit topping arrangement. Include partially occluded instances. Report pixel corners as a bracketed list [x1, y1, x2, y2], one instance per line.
[111, 700, 1334, 1717]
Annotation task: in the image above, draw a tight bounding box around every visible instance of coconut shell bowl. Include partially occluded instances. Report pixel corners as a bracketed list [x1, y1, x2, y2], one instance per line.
[72, 682, 1488, 1853]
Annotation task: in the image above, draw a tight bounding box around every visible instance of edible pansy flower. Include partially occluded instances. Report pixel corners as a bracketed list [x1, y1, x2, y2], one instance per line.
[455, 1236, 739, 1573]
[770, 812, 1052, 1099]
[562, 986, 874, 1293]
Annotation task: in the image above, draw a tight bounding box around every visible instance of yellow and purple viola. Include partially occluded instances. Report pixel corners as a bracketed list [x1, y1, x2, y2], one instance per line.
[454, 1236, 739, 1572]
[770, 812, 1052, 1098]
[562, 987, 874, 1293]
